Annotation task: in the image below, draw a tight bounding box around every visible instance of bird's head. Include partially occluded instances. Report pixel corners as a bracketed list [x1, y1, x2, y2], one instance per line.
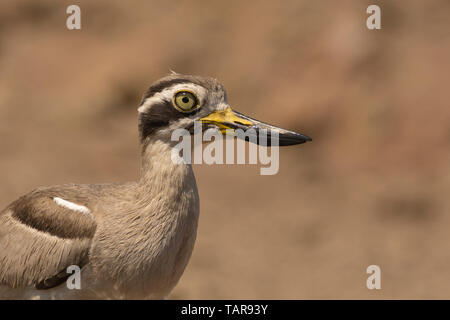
[138, 73, 312, 146]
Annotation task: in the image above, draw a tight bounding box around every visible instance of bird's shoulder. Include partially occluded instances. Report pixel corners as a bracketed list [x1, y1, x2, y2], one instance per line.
[0, 184, 104, 289]
[3, 184, 102, 237]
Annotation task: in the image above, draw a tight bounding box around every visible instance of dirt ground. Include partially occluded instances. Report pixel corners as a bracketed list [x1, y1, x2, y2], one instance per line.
[0, 0, 449, 299]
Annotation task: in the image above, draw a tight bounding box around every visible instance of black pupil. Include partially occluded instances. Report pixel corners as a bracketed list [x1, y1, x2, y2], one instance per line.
[182, 96, 190, 104]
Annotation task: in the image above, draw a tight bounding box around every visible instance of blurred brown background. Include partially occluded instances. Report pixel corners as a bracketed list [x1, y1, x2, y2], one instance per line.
[0, 0, 449, 299]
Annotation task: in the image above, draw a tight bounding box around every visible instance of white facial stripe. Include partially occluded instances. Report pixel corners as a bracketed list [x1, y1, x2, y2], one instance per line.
[138, 83, 207, 113]
[216, 103, 230, 111]
[53, 197, 93, 217]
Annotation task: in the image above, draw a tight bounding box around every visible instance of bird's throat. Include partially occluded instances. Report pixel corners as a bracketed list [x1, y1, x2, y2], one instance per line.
[139, 138, 193, 194]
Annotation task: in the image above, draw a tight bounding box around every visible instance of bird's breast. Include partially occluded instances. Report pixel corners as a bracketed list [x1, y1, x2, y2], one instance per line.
[89, 165, 200, 298]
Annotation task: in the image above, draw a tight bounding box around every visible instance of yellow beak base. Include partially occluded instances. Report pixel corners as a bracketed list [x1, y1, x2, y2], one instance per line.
[199, 107, 254, 133]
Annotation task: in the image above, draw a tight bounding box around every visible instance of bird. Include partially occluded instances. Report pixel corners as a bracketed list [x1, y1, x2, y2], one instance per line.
[0, 73, 311, 299]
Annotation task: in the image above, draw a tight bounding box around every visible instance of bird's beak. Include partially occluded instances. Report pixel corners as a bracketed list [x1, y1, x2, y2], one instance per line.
[199, 107, 312, 146]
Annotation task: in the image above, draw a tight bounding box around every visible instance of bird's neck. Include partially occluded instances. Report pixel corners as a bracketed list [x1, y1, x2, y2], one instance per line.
[99, 137, 199, 297]
[139, 138, 193, 193]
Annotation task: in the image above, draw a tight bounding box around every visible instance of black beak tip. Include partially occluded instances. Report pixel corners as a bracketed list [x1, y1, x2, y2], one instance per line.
[279, 132, 312, 146]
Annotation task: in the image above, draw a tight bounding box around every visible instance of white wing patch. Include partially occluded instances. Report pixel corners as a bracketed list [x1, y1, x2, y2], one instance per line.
[53, 197, 93, 217]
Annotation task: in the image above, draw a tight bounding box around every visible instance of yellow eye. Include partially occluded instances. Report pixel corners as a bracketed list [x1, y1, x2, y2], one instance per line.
[173, 91, 199, 112]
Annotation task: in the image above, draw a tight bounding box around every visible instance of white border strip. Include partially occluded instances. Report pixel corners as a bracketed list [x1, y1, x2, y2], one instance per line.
[53, 197, 93, 217]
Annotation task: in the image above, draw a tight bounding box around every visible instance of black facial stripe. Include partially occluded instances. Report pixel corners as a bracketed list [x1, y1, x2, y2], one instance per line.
[139, 87, 208, 141]
[140, 78, 205, 105]
[138, 101, 203, 141]
[139, 102, 179, 139]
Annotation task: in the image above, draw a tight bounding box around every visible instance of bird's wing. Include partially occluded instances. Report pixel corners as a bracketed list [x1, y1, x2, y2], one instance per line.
[0, 189, 97, 289]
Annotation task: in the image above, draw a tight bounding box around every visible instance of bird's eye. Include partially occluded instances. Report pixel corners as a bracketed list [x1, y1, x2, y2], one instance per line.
[173, 91, 199, 112]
